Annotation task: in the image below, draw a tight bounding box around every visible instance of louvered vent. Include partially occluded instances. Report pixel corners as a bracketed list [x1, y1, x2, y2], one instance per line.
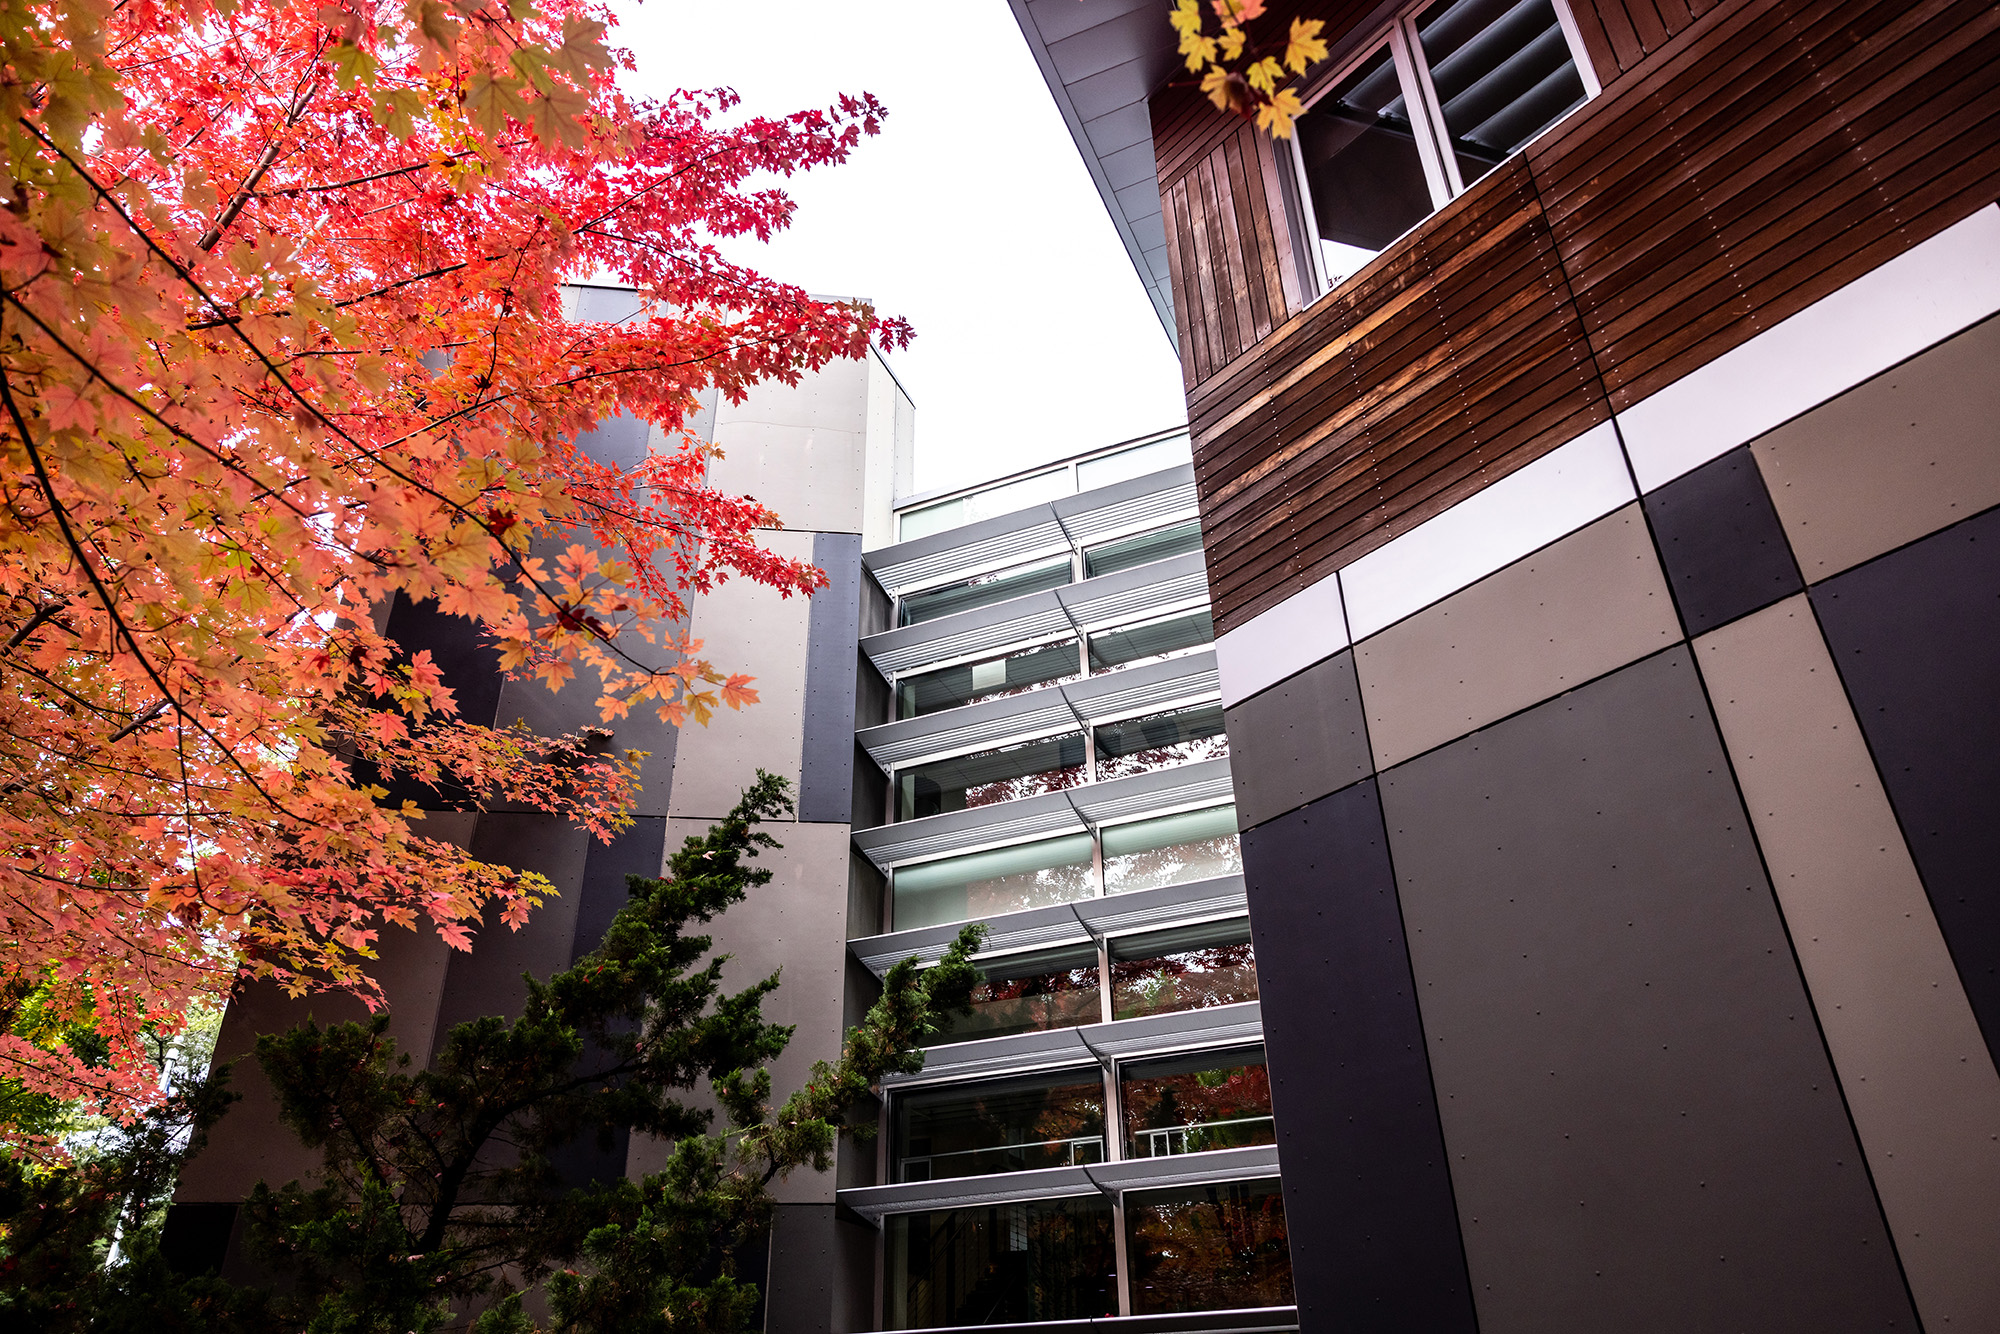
[859, 696, 1078, 770]
[862, 604, 1072, 678]
[1061, 481, 1199, 546]
[853, 801, 1085, 870]
[1073, 760, 1236, 826]
[867, 518, 1068, 596]
[1061, 566, 1208, 631]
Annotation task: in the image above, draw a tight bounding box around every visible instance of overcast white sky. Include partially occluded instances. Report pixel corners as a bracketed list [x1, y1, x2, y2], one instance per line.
[607, 0, 1188, 497]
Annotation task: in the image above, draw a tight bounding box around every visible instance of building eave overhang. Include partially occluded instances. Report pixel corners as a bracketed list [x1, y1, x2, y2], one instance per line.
[1006, 0, 1182, 343]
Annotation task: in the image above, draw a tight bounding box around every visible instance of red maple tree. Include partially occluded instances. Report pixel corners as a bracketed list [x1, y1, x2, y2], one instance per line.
[0, 0, 909, 1147]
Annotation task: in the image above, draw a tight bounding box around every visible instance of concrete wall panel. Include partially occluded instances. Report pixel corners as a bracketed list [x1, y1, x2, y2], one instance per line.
[1239, 781, 1478, 1334]
[668, 528, 815, 821]
[711, 357, 872, 534]
[1641, 446, 1802, 636]
[1753, 313, 2000, 581]
[1355, 505, 1680, 769]
[1381, 647, 1913, 1334]
[1696, 595, 2000, 1330]
[1812, 504, 2000, 1070]
[1223, 650, 1372, 829]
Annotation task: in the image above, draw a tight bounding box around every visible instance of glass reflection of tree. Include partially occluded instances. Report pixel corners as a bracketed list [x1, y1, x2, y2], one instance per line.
[964, 748, 1089, 808]
[1123, 1061, 1273, 1156]
[1127, 1185, 1293, 1315]
[1112, 942, 1257, 1020]
[1094, 731, 1229, 781]
[958, 961, 1101, 1039]
[1104, 828, 1242, 893]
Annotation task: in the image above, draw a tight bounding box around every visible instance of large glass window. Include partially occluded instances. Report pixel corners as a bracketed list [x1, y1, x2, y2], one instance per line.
[1082, 519, 1204, 580]
[1088, 608, 1214, 674]
[895, 640, 1080, 719]
[896, 733, 1085, 821]
[1294, 0, 1592, 289]
[887, 1197, 1118, 1329]
[898, 556, 1073, 627]
[937, 944, 1102, 1046]
[1093, 703, 1229, 781]
[1111, 920, 1258, 1021]
[1125, 1179, 1293, 1315]
[892, 834, 1096, 931]
[1102, 805, 1242, 894]
[1120, 1045, 1275, 1159]
[1416, 0, 1588, 191]
[895, 1070, 1106, 1183]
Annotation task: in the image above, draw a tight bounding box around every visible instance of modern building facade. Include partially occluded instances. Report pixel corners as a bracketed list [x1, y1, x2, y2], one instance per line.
[1007, 1, 2000, 1332]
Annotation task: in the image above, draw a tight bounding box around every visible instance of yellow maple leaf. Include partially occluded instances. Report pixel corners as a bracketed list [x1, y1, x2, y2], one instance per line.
[1219, 26, 1246, 60]
[1285, 17, 1329, 74]
[1246, 55, 1284, 95]
[1201, 68, 1235, 111]
[1257, 87, 1306, 138]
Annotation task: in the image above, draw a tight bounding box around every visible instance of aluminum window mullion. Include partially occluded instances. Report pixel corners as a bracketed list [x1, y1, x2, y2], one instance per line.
[1284, 127, 1336, 298]
[1549, 0, 1603, 96]
[1389, 19, 1458, 204]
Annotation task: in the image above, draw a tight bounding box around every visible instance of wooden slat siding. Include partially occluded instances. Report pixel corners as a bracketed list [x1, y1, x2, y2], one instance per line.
[1182, 171, 1220, 380]
[1156, 0, 2000, 634]
[1566, 0, 1626, 90]
[1585, 0, 1648, 70]
[1163, 179, 1199, 394]
[1253, 132, 1307, 317]
[1208, 150, 1260, 352]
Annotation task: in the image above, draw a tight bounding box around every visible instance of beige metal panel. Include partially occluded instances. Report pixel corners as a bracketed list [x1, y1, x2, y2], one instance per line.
[1694, 595, 2000, 1331]
[667, 528, 815, 822]
[1355, 505, 1680, 770]
[710, 356, 872, 534]
[628, 819, 855, 1206]
[862, 349, 907, 552]
[1752, 315, 2000, 582]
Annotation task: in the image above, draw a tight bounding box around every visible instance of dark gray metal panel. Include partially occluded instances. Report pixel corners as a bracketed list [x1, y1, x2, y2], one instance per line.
[1812, 502, 2000, 1071]
[1224, 650, 1373, 830]
[570, 818, 666, 963]
[1641, 446, 1803, 636]
[766, 1204, 837, 1334]
[801, 532, 864, 823]
[1381, 647, 1912, 1334]
[1239, 780, 1477, 1334]
[364, 594, 506, 808]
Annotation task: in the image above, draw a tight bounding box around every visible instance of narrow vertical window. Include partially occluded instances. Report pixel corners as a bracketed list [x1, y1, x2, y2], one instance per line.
[1294, 47, 1436, 286]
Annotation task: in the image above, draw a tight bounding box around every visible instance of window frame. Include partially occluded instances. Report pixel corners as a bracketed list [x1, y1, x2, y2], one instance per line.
[1287, 0, 1600, 297]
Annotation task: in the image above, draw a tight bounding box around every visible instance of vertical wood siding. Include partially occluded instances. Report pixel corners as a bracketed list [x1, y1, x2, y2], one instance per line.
[1157, 0, 2000, 633]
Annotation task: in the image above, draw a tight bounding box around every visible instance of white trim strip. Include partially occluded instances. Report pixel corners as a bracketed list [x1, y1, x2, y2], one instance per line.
[1214, 570, 1350, 708]
[1617, 204, 2000, 492]
[1339, 419, 1634, 642]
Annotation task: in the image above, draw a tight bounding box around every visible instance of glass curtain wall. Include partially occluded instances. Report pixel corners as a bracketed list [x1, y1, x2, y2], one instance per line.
[896, 733, 1086, 820]
[1094, 704, 1229, 780]
[1103, 805, 1242, 893]
[935, 945, 1102, 1045]
[892, 834, 1096, 931]
[1126, 1179, 1294, 1315]
[1088, 609, 1214, 673]
[899, 557, 1073, 627]
[1111, 920, 1259, 1020]
[894, 1070, 1106, 1182]
[896, 640, 1081, 719]
[886, 1198, 1119, 1329]
[1120, 1045, 1275, 1159]
[1082, 519, 1204, 579]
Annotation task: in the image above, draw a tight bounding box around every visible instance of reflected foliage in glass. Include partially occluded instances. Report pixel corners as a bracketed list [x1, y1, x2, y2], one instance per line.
[1121, 1045, 1274, 1159]
[896, 640, 1081, 719]
[1417, 0, 1586, 188]
[887, 1198, 1119, 1329]
[892, 834, 1095, 931]
[895, 1070, 1106, 1183]
[1102, 804, 1242, 893]
[896, 733, 1086, 820]
[1094, 703, 1228, 781]
[937, 945, 1102, 1046]
[1088, 609, 1214, 674]
[1111, 920, 1258, 1021]
[899, 557, 1073, 628]
[1125, 1179, 1294, 1315]
[1082, 520, 1204, 579]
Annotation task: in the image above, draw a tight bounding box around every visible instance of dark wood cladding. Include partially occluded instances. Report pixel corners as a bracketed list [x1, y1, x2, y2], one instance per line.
[1569, 0, 1717, 81]
[1164, 0, 2000, 634]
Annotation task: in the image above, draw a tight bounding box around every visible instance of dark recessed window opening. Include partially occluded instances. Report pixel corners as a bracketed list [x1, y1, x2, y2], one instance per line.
[896, 732, 1086, 821]
[1088, 608, 1215, 674]
[1417, 0, 1587, 189]
[1125, 1178, 1294, 1315]
[1296, 45, 1433, 285]
[1093, 703, 1229, 781]
[1082, 519, 1204, 579]
[894, 1069, 1106, 1183]
[935, 944, 1103, 1046]
[1111, 919, 1258, 1021]
[886, 1197, 1119, 1329]
[899, 556, 1072, 627]
[1120, 1044, 1274, 1159]
[892, 834, 1096, 931]
[895, 639, 1081, 719]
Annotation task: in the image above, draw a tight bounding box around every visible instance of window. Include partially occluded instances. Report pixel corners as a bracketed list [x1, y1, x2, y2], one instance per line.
[894, 1069, 1106, 1182]
[896, 733, 1086, 821]
[1110, 920, 1258, 1021]
[886, 1196, 1118, 1329]
[1093, 703, 1229, 781]
[1101, 805, 1242, 894]
[1294, 0, 1592, 288]
[892, 834, 1096, 931]
[936, 944, 1102, 1046]
[1119, 1044, 1274, 1159]
[898, 555, 1072, 627]
[1082, 519, 1204, 579]
[895, 639, 1081, 719]
[1075, 432, 1192, 491]
[1125, 1179, 1293, 1315]
[1088, 608, 1214, 674]
[897, 468, 1074, 542]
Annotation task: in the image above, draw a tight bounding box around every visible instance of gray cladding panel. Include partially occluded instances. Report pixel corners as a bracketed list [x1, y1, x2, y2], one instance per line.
[1380, 647, 1913, 1334]
[801, 532, 863, 823]
[1224, 650, 1372, 829]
